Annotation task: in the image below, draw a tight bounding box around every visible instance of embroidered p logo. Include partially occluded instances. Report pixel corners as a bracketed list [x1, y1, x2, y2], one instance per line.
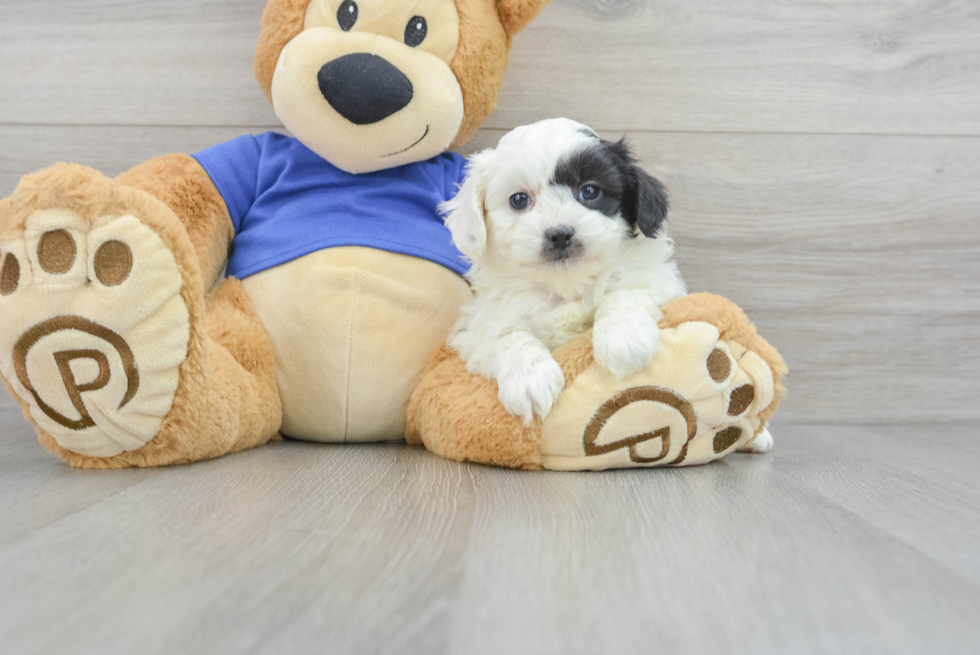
[13, 316, 140, 431]
[582, 386, 697, 465]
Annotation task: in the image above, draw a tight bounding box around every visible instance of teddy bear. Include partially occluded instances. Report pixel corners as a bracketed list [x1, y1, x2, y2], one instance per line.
[0, 0, 555, 468]
[0, 0, 786, 471]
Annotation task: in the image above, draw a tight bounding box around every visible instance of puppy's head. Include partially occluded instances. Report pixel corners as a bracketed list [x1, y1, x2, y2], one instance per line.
[442, 118, 669, 280]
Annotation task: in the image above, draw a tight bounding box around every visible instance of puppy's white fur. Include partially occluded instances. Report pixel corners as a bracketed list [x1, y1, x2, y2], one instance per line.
[441, 118, 687, 423]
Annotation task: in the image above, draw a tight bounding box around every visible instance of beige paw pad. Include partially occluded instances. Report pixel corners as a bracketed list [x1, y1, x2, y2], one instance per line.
[540, 321, 777, 470]
[0, 212, 189, 458]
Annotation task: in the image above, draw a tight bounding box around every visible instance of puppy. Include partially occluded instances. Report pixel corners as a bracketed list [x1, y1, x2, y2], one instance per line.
[440, 118, 687, 424]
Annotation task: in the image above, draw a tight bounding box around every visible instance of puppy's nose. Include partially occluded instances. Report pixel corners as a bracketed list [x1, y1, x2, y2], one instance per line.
[318, 54, 414, 125]
[545, 226, 576, 250]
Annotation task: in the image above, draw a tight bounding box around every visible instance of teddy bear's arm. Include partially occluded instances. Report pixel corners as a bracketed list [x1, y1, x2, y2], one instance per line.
[116, 154, 234, 291]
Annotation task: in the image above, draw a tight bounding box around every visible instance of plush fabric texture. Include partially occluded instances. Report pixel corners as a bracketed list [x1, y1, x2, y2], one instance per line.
[241, 246, 472, 442]
[0, 165, 281, 469]
[116, 154, 234, 292]
[270, 21, 466, 173]
[449, 0, 551, 148]
[406, 344, 545, 469]
[407, 293, 787, 471]
[255, 0, 312, 104]
[254, 0, 552, 151]
[304, 1, 462, 66]
[0, 210, 190, 458]
[192, 132, 470, 278]
[658, 293, 788, 427]
[495, 0, 553, 37]
[541, 320, 777, 470]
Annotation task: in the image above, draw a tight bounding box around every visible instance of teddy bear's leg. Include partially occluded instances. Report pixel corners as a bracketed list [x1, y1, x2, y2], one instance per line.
[115, 155, 235, 292]
[406, 345, 545, 470]
[537, 294, 787, 471]
[0, 162, 281, 468]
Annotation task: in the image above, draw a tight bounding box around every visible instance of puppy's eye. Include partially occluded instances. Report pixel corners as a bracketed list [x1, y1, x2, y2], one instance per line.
[405, 16, 428, 47]
[337, 0, 358, 31]
[579, 184, 602, 202]
[509, 193, 531, 211]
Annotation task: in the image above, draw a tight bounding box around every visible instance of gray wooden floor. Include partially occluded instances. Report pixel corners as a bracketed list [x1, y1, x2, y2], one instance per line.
[2, 395, 979, 655]
[2, 0, 979, 653]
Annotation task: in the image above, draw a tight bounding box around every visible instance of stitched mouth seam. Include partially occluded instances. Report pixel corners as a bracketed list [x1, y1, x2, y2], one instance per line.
[383, 125, 429, 157]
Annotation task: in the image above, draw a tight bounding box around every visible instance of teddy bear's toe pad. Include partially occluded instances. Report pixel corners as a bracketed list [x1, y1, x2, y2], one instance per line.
[540, 321, 776, 471]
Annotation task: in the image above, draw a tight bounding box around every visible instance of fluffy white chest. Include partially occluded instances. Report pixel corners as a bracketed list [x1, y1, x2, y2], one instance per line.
[528, 294, 599, 350]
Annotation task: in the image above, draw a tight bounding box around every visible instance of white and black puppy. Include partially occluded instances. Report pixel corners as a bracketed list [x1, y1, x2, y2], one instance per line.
[440, 118, 688, 424]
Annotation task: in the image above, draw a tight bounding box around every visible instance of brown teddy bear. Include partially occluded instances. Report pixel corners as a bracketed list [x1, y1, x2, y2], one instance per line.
[0, 0, 786, 471]
[0, 0, 554, 468]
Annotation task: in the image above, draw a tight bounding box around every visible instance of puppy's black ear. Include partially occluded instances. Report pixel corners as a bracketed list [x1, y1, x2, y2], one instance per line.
[606, 138, 670, 238]
[627, 168, 670, 238]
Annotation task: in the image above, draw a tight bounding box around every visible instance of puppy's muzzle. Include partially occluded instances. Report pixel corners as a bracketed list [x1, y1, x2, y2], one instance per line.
[318, 53, 414, 125]
[545, 226, 575, 250]
[543, 226, 579, 262]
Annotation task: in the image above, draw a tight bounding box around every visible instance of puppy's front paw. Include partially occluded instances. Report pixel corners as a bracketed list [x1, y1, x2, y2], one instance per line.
[497, 356, 566, 425]
[593, 314, 660, 378]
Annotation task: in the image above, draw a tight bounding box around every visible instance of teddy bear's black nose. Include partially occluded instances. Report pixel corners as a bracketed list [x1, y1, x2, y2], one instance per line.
[318, 53, 414, 125]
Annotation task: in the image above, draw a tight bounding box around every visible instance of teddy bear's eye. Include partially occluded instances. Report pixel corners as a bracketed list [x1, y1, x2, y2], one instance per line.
[405, 16, 427, 47]
[337, 0, 358, 31]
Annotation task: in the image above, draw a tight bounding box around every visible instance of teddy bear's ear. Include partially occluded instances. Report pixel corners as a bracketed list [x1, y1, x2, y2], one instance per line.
[254, 0, 310, 104]
[496, 0, 552, 38]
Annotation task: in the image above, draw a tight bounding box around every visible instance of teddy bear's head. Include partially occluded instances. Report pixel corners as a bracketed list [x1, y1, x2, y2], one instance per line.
[253, 0, 551, 174]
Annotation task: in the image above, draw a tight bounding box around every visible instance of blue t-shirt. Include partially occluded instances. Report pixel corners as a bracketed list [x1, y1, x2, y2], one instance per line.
[192, 132, 469, 279]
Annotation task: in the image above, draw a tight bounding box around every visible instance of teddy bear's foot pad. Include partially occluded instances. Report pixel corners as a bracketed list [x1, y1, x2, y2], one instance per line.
[0, 209, 189, 458]
[541, 321, 776, 471]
